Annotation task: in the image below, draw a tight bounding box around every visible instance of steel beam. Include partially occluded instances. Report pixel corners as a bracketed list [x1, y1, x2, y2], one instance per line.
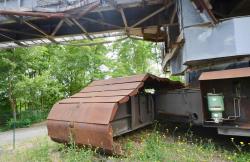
[23, 20, 57, 43]
[197, 0, 218, 24]
[170, 5, 177, 24]
[71, 18, 92, 40]
[81, 17, 123, 29]
[51, 20, 65, 36]
[0, 10, 66, 19]
[0, 33, 26, 47]
[131, 1, 174, 28]
[76, 1, 101, 19]
[0, 27, 42, 37]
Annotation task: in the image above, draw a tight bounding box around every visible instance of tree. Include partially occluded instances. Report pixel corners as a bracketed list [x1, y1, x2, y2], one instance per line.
[109, 38, 160, 77]
[0, 48, 28, 121]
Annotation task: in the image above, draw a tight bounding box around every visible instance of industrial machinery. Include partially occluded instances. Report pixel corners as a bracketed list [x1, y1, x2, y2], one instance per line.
[47, 74, 183, 153]
[0, 0, 250, 152]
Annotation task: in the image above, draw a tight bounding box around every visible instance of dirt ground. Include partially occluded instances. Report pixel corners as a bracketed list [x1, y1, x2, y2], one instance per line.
[0, 122, 47, 153]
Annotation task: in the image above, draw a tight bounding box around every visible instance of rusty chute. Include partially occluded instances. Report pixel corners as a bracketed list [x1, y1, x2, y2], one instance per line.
[47, 74, 182, 152]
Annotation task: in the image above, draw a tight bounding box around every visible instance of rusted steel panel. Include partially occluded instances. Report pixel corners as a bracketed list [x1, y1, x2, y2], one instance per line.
[59, 96, 129, 104]
[89, 74, 147, 86]
[47, 104, 76, 122]
[48, 103, 118, 124]
[47, 120, 114, 151]
[81, 82, 143, 93]
[199, 67, 250, 80]
[47, 120, 70, 142]
[72, 123, 114, 151]
[72, 103, 118, 124]
[71, 89, 138, 98]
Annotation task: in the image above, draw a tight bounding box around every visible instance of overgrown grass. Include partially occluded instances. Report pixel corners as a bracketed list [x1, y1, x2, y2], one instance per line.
[1, 124, 250, 162]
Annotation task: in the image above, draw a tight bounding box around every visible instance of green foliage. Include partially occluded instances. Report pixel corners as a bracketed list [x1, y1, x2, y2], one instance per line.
[0, 98, 11, 125]
[0, 38, 162, 128]
[61, 144, 94, 162]
[6, 118, 31, 128]
[6, 110, 48, 129]
[170, 75, 183, 82]
[109, 39, 160, 77]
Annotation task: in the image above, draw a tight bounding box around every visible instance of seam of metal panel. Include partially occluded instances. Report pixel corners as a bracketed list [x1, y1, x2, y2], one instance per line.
[47, 119, 110, 125]
[88, 81, 143, 87]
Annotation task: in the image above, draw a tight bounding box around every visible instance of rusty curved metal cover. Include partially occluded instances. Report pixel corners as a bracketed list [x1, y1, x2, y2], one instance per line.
[199, 67, 250, 81]
[47, 73, 182, 152]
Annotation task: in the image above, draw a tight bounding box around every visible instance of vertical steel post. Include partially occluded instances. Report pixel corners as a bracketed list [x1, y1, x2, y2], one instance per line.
[13, 111, 16, 150]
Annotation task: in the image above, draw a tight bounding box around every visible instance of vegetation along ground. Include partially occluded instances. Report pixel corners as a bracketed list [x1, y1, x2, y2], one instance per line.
[1, 122, 250, 162]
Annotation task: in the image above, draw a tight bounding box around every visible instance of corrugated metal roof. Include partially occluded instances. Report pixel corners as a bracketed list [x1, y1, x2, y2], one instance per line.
[199, 67, 250, 80]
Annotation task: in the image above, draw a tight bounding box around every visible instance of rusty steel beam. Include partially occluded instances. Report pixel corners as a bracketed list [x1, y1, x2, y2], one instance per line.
[23, 20, 57, 43]
[0, 27, 43, 37]
[4, 15, 57, 42]
[51, 19, 65, 36]
[170, 5, 177, 24]
[131, 1, 174, 28]
[60, 36, 127, 46]
[196, 0, 218, 24]
[0, 10, 66, 18]
[81, 17, 123, 29]
[119, 8, 130, 36]
[76, 1, 101, 19]
[0, 33, 27, 47]
[119, 8, 128, 28]
[71, 18, 92, 40]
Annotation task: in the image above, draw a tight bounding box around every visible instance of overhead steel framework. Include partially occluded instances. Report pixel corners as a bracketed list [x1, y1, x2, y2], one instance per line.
[0, 0, 179, 48]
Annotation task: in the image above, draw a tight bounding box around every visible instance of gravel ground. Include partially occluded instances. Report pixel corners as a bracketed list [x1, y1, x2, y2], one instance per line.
[0, 122, 47, 153]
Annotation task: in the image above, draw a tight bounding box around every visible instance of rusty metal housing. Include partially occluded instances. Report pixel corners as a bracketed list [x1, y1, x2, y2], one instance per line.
[47, 74, 182, 152]
[199, 67, 250, 136]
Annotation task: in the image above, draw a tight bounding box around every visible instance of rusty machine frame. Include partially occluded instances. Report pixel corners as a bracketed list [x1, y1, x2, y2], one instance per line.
[1, 0, 250, 152]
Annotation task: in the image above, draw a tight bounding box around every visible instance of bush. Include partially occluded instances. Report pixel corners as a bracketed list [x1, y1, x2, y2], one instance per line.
[5, 110, 48, 130]
[6, 118, 31, 129]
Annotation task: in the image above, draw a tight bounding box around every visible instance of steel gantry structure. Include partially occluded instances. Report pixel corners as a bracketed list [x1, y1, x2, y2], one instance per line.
[2, 0, 250, 140]
[0, 0, 178, 48]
